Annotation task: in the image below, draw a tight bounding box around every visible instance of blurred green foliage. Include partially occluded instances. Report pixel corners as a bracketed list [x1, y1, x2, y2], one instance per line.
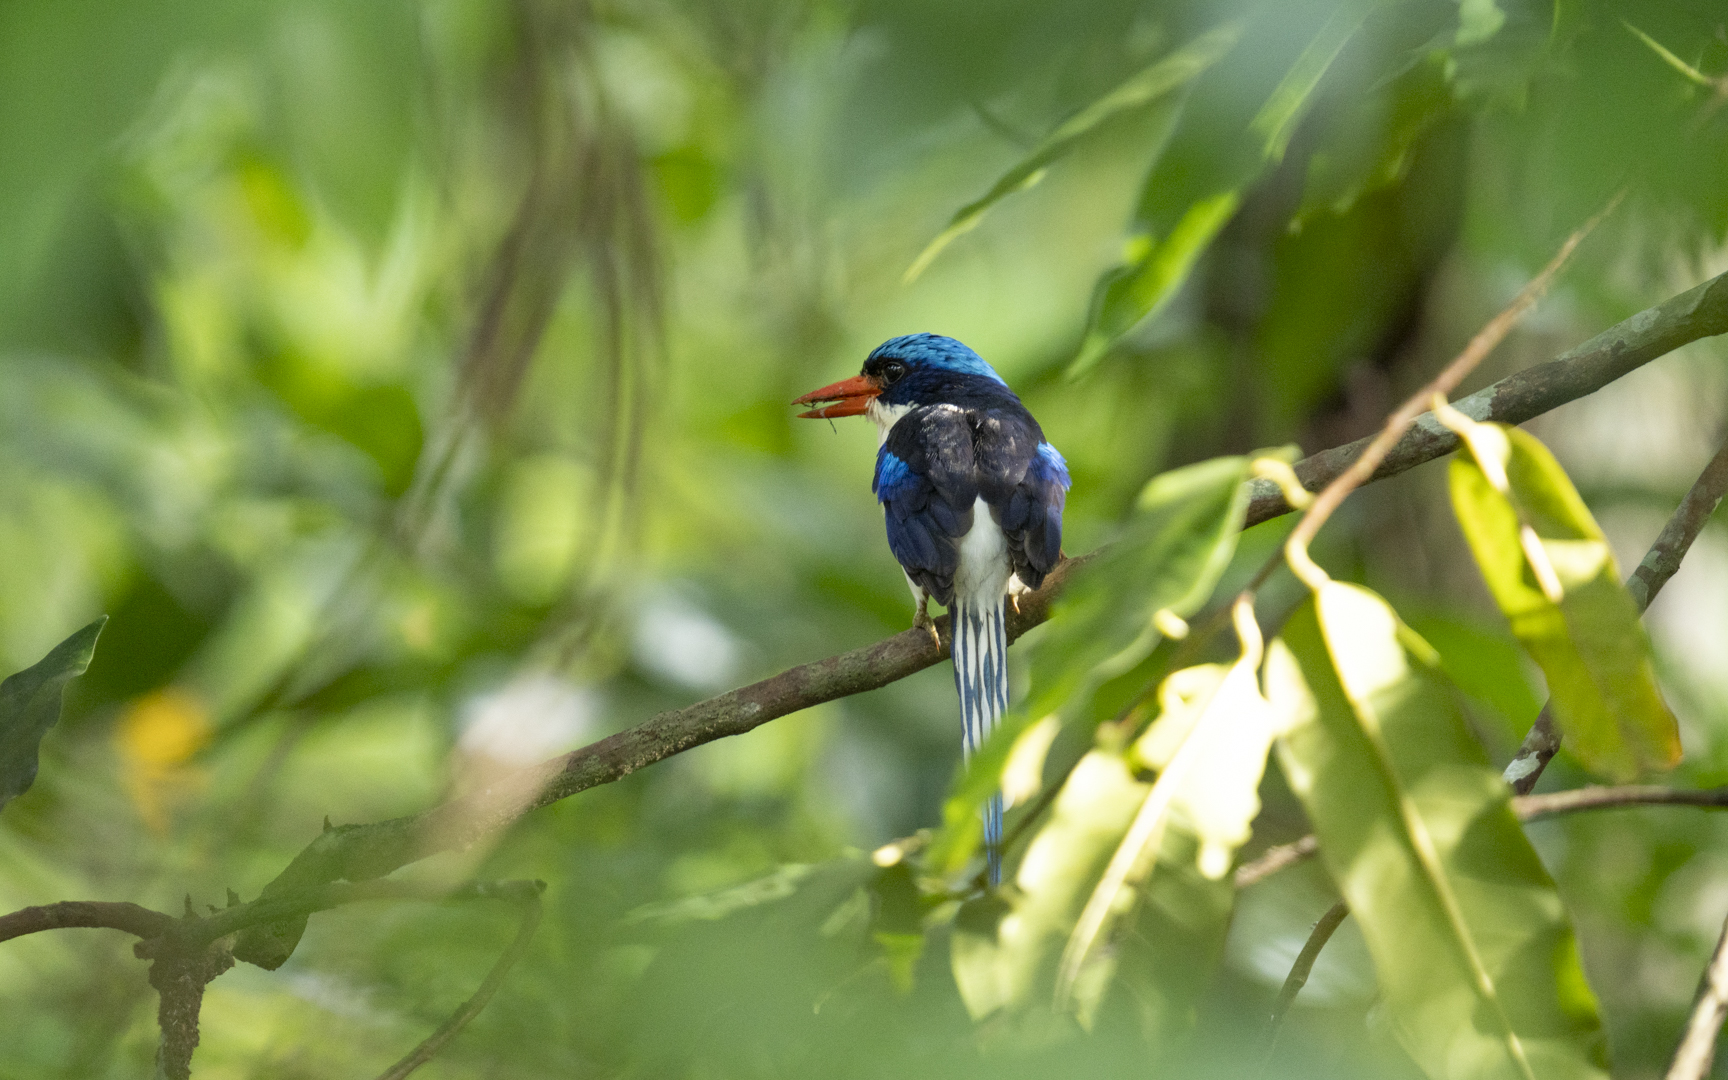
[2, 0, 1728, 1077]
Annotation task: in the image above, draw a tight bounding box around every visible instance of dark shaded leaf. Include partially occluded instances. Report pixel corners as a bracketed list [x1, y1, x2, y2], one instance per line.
[0, 617, 106, 813]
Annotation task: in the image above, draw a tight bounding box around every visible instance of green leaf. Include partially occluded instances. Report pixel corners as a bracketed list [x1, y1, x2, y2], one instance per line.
[1249, 3, 1376, 165]
[1270, 584, 1608, 1080]
[1456, 0, 1507, 47]
[1059, 620, 1276, 1007]
[0, 617, 106, 813]
[1448, 423, 1681, 780]
[904, 23, 1244, 283]
[951, 750, 1148, 1019]
[1068, 4, 1381, 376]
[1071, 191, 1242, 377]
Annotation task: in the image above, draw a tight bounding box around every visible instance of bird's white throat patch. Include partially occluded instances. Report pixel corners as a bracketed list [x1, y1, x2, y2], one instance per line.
[865, 399, 913, 446]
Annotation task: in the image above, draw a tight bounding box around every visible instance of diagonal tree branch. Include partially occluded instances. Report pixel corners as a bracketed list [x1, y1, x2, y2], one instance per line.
[216, 270, 1728, 966]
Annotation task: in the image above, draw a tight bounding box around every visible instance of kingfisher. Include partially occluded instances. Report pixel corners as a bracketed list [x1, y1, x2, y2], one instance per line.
[795, 333, 1070, 884]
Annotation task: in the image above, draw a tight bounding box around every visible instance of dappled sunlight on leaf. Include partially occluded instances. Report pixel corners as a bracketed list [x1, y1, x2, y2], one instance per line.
[1274, 583, 1608, 1080]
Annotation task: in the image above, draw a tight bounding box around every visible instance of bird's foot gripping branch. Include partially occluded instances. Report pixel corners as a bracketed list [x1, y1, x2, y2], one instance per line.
[3, 268, 1728, 1076]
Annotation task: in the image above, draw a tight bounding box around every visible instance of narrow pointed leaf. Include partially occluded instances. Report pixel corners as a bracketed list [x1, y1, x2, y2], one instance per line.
[1069, 4, 1379, 374]
[0, 617, 107, 813]
[1270, 585, 1608, 1080]
[906, 23, 1243, 282]
[1249, 3, 1377, 164]
[1449, 423, 1681, 779]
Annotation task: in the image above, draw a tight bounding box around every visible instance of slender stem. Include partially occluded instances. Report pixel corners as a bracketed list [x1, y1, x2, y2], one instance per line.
[1236, 785, 1728, 890]
[1234, 835, 1319, 889]
[374, 892, 545, 1080]
[1668, 913, 1728, 1080]
[0, 900, 174, 945]
[1262, 900, 1350, 1051]
[1516, 785, 1728, 820]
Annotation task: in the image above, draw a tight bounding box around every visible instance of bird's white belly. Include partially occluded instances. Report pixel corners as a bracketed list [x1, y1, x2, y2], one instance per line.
[954, 496, 1011, 607]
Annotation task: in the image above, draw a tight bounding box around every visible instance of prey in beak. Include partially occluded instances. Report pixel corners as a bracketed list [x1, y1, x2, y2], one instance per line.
[792, 374, 880, 419]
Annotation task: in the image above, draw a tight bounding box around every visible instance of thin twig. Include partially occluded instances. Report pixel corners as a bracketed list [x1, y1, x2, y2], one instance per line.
[1669, 913, 1728, 1080]
[1516, 785, 1728, 819]
[1233, 835, 1319, 889]
[1261, 899, 1350, 1061]
[1236, 786, 1728, 890]
[374, 887, 545, 1080]
[137, 879, 544, 960]
[1283, 203, 1612, 586]
[1503, 428, 1728, 793]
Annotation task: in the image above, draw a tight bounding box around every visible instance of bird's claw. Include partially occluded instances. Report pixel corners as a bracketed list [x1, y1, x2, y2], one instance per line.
[913, 603, 942, 649]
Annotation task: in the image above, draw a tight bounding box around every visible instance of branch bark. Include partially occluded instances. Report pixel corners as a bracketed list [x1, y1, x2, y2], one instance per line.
[1244, 269, 1728, 526]
[229, 269, 1728, 968]
[0, 900, 174, 945]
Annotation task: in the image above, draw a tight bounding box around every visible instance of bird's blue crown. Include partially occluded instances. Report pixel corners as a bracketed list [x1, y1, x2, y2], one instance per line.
[868, 334, 1008, 387]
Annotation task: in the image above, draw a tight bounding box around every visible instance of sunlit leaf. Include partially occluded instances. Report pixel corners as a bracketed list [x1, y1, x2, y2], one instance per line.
[1270, 584, 1609, 1080]
[0, 617, 106, 813]
[1455, 0, 1507, 46]
[905, 23, 1244, 282]
[1131, 655, 1276, 881]
[1059, 604, 1274, 1007]
[1448, 422, 1681, 780]
[951, 750, 1147, 1019]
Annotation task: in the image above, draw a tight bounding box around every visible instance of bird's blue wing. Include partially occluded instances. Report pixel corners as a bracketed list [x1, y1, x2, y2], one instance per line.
[998, 441, 1070, 589]
[874, 405, 979, 604]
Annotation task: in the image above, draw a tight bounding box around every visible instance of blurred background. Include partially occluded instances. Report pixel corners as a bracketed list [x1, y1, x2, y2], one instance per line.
[1, 0, 1727, 1076]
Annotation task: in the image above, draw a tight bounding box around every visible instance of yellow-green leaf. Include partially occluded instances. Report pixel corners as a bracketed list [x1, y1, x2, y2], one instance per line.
[1448, 423, 1681, 780]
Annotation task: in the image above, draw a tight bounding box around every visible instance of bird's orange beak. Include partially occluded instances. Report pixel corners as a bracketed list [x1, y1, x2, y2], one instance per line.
[792, 374, 880, 419]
